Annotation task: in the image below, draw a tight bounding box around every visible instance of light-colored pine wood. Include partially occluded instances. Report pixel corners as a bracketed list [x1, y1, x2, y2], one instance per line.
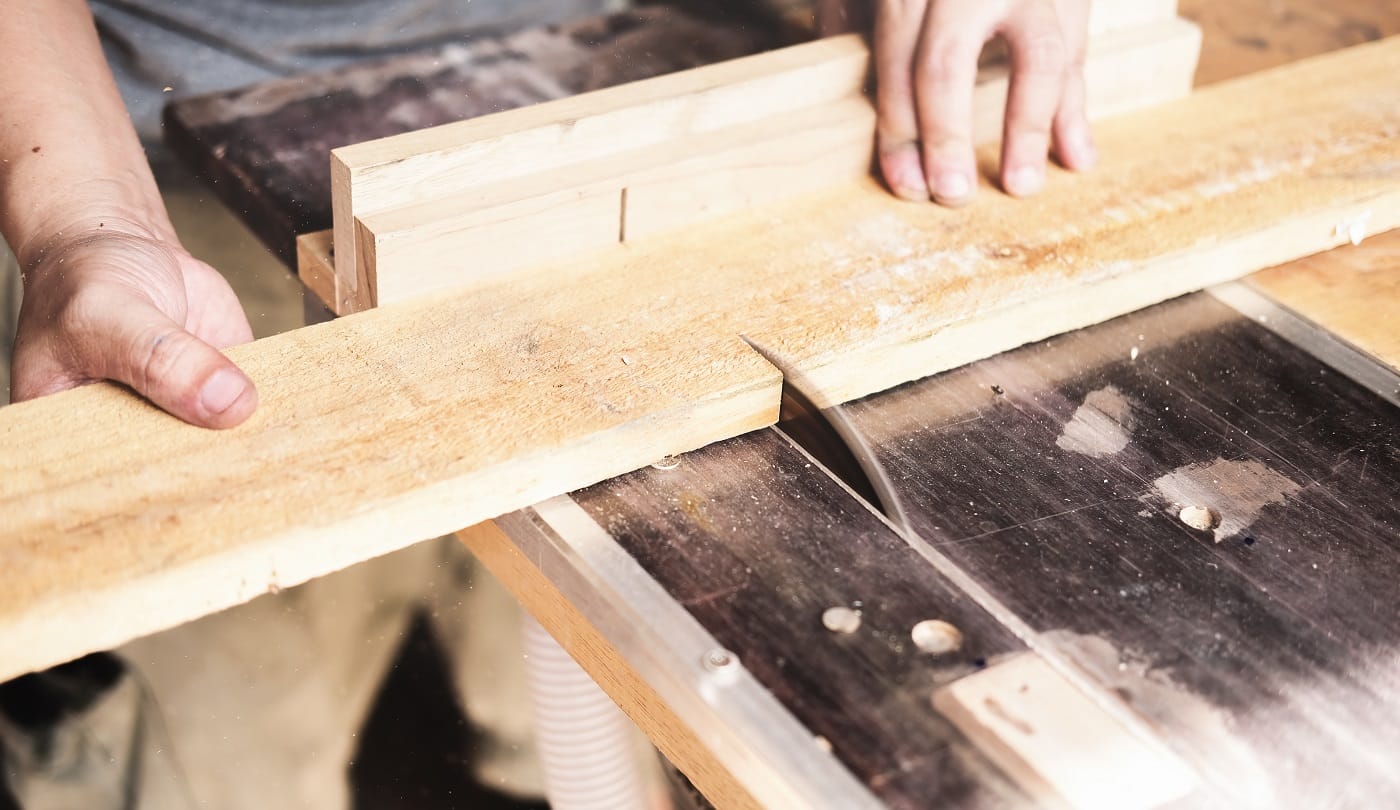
[1088, 0, 1179, 36]
[295, 229, 336, 306]
[3, 37, 1400, 680]
[1247, 229, 1400, 372]
[330, 33, 871, 312]
[340, 19, 1201, 314]
[0, 295, 782, 682]
[933, 652, 1197, 809]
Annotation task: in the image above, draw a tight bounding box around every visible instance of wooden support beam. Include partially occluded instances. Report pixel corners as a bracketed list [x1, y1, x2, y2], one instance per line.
[460, 521, 767, 810]
[3, 37, 1400, 681]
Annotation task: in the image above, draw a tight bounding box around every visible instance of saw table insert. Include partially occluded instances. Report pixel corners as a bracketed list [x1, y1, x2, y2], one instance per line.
[4, 0, 1400, 806]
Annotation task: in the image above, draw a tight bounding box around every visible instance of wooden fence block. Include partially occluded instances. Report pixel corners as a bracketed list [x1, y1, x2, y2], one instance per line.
[330, 34, 871, 312]
[329, 17, 1201, 314]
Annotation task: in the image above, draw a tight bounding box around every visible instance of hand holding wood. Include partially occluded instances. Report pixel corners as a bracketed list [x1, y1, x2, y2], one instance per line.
[825, 0, 1096, 205]
[11, 223, 258, 429]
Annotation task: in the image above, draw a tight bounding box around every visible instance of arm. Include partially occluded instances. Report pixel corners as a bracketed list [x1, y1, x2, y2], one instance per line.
[822, 0, 1095, 206]
[0, 0, 256, 427]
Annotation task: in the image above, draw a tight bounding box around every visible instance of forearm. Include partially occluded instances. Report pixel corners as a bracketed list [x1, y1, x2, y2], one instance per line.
[0, 0, 173, 268]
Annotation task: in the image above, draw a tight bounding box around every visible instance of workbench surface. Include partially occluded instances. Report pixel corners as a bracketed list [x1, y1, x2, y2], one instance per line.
[161, 2, 1400, 807]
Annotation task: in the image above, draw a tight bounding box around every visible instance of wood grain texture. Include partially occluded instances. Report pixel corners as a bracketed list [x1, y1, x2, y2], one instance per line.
[4, 40, 1400, 680]
[295, 229, 337, 307]
[0, 294, 781, 683]
[1247, 229, 1400, 372]
[330, 33, 871, 311]
[348, 19, 1202, 314]
[471, 36, 1400, 410]
[163, 6, 785, 263]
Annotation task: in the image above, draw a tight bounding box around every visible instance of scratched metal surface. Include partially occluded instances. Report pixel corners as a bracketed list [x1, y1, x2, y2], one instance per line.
[575, 292, 1400, 808]
[573, 430, 1033, 810]
[839, 292, 1400, 807]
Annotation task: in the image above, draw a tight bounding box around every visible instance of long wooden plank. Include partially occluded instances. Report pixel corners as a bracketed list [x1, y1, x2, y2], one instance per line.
[3, 39, 1400, 681]
[347, 19, 1201, 313]
[0, 300, 782, 683]
[330, 33, 870, 312]
[1247, 229, 1400, 372]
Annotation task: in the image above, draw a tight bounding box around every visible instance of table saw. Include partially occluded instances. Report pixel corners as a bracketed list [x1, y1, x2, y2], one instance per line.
[4, 2, 1400, 808]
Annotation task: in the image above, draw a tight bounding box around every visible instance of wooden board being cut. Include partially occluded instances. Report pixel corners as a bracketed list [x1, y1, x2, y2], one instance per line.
[1248, 229, 1400, 373]
[2, 38, 1400, 681]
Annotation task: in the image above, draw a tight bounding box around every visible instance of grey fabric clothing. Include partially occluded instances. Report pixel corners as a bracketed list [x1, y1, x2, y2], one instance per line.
[91, 0, 618, 145]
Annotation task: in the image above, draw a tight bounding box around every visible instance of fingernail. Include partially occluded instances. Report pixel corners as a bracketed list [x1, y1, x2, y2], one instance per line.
[1005, 166, 1044, 197]
[884, 150, 928, 200]
[200, 368, 248, 415]
[1065, 129, 1098, 169]
[933, 172, 972, 204]
[1076, 136, 1099, 169]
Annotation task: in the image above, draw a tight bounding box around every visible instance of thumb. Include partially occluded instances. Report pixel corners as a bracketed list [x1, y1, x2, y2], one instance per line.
[92, 302, 258, 429]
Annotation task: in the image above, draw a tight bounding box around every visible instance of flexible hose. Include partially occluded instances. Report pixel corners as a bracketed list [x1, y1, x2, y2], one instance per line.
[522, 616, 649, 810]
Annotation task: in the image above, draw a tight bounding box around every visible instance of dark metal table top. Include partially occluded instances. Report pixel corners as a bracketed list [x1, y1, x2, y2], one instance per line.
[548, 289, 1400, 809]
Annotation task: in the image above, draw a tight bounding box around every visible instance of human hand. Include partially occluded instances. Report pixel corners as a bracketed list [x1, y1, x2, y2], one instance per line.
[822, 0, 1096, 206]
[12, 220, 258, 428]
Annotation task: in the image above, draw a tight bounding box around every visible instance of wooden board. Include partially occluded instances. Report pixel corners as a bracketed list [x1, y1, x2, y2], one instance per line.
[4, 39, 1400, 681]
[335, 19, 1202, 313]
[162, 6, 788, 263]
[329, 33, 873, 312]
[0, 297, 782, 683]
[1248, 229, 1400, 373]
